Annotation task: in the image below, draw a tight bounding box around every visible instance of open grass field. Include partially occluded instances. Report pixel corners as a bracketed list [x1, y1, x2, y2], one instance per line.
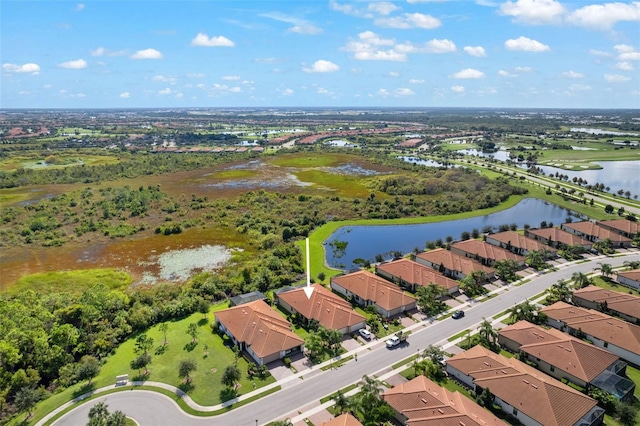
[6, 268, 132, 296]
[0, 153, 121, 171]
[24, 302, 276, 425]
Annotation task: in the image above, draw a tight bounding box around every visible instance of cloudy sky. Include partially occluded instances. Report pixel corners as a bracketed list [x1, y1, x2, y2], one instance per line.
[2, 0, 639, 109]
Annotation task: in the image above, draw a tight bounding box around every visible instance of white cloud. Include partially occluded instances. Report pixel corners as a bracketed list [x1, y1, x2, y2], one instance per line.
[464, 46, 486, 57]
[222, 75, 241, 81]
[58, 59, 87, 69]
[260, 12, 322, 35]
[568, 84, 591, 91]
[589, 49, 612, 57]
[368, 1, 400, 15]
[152, 75, 177, 84]
[604, 73, 631, 82]
[342, 31, 407, 61]
[562, 70, 584, 78]
[395, 88, 415, 96]
[498, 69, 517, 77]
[191, 33, 235, 47]
[614, 44, 640, 61]
[289, 25, 323, 35]
[119, 92, 130, 98]
[2, 62, 40, 75]
[514, 66, 532, 72]
[451, 85, 465, 93]
[389, 71, 400, 77]
[499, 0, 565, 25]
[130, 48, 163, 59]
[90, 47, 105, 57]
[452, 68, 485, 79]
[89, 47, 126, 57]
[616, 62, 635, 71]
[375, 13, 441, 29]
[568, 2, 640, 31]
[158, 88, 173, 95]
[281, 88, 294, 96]
[409, 78, 426, 84]
[187, 73, 206, 79]
[504, 36, 550, 52]
[76, 3, 85, 11]
[424, 38, 456, 53]
[303, 59, 340, 73]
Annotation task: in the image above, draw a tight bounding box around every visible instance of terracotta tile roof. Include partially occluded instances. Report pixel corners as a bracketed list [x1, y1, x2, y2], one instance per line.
[618, 269, 640, 282]
[277, 284, 366, 331]
[451, 239, 525, 263]
[541, 301, 640, 356]
[562, 221, 632, 243]
[598, 219, 640, 235]
[486, 231, 557, 254]
[447, 346, 599, 426]
[215, 300, 303, 359]
[572, 285, 640, 319]
[318, 413, 362, 426]
[382, 375, 507, 426]
[498, 320, 568, 347]
[416, 248, 495, 276]
[331, 270, 416, 311]
[376, 258, 459, 292]
[527, 227, 591, 246]
[501, 321, 621, 383]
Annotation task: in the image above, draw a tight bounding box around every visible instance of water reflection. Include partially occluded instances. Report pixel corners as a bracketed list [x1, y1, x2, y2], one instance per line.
[325, 198, 582, 269]
[534, 161, 640, 196]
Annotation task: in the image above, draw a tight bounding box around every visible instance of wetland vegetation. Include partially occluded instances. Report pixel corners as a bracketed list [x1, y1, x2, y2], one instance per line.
[1, 108, 639, 424]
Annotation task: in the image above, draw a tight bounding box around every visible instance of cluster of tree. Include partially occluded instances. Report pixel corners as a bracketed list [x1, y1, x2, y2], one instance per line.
[304, 325, 343, 364]
[175, 132, 238, 145]
[332, 375, 394, 426]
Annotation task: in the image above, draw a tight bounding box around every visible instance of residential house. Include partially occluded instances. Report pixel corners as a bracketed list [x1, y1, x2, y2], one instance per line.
[375, 258, 459, 295]
[215, 300, 304, 366]
[229, 291, 267, 307]
[597, 219, 640, 239]
[525, 227, 592, 250]
[318, 413, 362, 426]
[572, 285, 640, 324]
[617, 269, 640, 290]
[485, 230, 558, 257]
[446, 345, 605, 426]
[541, 301, 640, 366]
[330, 270, 417, 318]
[560, 221, 632, 248]
[382, 375, 508, 426]
[498, 321, 635, 401]
[450, 239, 525, 267]
[415, 248, 495, 280]
[275, 284, 367, 334]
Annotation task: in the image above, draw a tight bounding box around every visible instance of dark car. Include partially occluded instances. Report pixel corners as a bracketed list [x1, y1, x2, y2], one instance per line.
[452, 310, 465, 319]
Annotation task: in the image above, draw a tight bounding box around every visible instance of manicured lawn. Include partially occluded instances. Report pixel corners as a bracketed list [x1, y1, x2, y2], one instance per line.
[25, 302, 276, 425]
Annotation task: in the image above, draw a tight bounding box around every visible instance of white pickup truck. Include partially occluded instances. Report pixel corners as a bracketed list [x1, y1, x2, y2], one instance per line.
[385, 331, 407, 348]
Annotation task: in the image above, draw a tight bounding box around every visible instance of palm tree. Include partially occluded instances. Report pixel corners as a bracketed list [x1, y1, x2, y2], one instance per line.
[358, 375, 383, 412]
[623, 260, 640, 270]
[477, 319, 498, 350]
[508, 300, 543, 324]
[332, 389, 352, 415]
[594, 262, 613, 278]
[525, 250, 545, 270]
[547, 279, 572, 303]
[571, 272, 592, 289]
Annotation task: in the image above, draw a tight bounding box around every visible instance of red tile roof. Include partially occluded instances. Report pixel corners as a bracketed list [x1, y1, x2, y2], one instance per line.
[416, 248, 495, 276]
[451, 239, 525, 263]
[562, 221, 632, 243]
[318, 413, 363, 426]
[376, 258, 459, 292]
[486, 231, 557, 254]
[447, 345, 599, 426]
[277, 284, 366, 331]
[598, 219, 640, 236]
[382, 375, 507, 426]
[618, 269, 640, 283]
[541, 301, 640, 356]
[331, 270, 416, 312]
[572, 285, 640, 319]
[526, 227, 591, 246]
[215, 300, 303, 360]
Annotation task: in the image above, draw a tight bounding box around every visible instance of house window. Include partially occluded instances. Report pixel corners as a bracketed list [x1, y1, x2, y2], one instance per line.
[604, 342, 609, 348]
[550, 366, 555, 372]
[512, 408, 518, 416]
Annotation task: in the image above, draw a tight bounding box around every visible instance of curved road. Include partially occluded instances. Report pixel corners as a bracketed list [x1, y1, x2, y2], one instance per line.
[52, 252, 640, 426]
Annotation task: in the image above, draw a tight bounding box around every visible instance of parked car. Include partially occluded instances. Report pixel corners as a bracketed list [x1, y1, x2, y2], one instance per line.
[452, 310, 465, 319]
[358, 328, 372, 340]
[386, 331, 408, 348]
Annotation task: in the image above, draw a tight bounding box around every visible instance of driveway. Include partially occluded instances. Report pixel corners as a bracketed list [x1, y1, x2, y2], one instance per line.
[48, 252, 640, 426]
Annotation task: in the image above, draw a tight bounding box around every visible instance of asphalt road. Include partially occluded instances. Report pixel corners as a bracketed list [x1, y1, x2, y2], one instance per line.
[53, 252, 640, 426]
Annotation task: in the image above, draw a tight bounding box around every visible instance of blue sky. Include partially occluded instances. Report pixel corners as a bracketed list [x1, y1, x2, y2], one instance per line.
[2, 0, 639, 109]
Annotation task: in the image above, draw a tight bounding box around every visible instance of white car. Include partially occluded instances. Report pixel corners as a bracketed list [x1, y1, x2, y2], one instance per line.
[358, 328, 372, 340]
[385, 335, 400, 348]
